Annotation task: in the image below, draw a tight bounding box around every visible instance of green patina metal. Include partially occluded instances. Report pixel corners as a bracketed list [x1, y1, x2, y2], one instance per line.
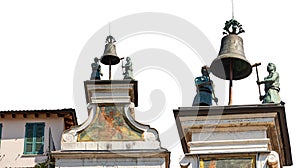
[193, 66, 218, 106]
[122, 57, 134, 80]
[90, 57, 103, 80]
[257, 63, 281, 104]
[223, 19, 245, 35]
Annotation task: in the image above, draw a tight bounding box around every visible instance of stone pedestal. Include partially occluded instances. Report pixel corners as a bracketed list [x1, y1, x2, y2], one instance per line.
[52, 80, 170, 168]
[174, 104, 292, 168]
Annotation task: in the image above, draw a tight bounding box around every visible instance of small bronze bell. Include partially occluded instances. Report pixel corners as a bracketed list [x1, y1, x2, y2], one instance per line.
[100, 35, 121, 80]
[100, 35, 120, 65]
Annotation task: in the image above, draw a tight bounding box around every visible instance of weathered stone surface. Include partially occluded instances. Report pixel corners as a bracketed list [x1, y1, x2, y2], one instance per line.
[174, 104, 292, 167]
[53, 80, 169, 168]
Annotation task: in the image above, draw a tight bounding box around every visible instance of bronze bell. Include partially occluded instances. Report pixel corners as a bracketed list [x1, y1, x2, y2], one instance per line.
[210, 19, 252, 105]
[210, 34, 252, 80]
[100, 35, 120, 65]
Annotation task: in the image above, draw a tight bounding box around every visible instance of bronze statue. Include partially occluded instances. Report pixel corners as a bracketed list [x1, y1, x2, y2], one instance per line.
[122, 57, 134, 80]
[192, 66, 218, 106]
[90, 57, 103, 80]
[257, 63, 281, 103]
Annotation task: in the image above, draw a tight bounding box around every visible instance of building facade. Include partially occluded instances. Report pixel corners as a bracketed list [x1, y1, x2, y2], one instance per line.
[0, 109, 77, 167]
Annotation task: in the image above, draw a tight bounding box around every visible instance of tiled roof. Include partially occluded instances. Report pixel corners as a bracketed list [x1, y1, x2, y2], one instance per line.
[0, 108, 75, 113]
[0, 108, 78, 129]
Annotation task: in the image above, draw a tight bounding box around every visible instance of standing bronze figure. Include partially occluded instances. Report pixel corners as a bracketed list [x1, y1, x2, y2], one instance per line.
[192, 66, 218, 106]
[257, 63, 281, 103]
[122, 57, 134, 80]
[90, 57, 103, 80]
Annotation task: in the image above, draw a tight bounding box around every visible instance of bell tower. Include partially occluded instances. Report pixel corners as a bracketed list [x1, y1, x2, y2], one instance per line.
[52, 34, 170, 168]
[174, 17, 292, 168]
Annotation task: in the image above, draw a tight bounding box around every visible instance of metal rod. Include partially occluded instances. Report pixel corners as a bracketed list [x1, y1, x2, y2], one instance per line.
[109, 22, 111, 35]
[228, 60, 233, 105]
[109, 59, 112, 80]
[121, 57, 125, 74]
[255, 66, 261, 96]
[252, 63, 262, 98]
[231, 0, 235, 19]
[109, 65, 112, 80]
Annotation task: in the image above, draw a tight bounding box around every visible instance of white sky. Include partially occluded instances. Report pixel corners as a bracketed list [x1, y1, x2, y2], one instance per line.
[0, 0, 299, 167]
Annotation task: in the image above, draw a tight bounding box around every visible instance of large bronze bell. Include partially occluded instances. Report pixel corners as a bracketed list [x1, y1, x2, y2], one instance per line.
[210, 34, 252, 80]
[100, 35, 120, 65]
[210, 19, 252, 105]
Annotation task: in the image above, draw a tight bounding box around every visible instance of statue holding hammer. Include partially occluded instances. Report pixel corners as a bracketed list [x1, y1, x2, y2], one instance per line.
[122, 57, 134, 80]
[256, 63, 281, 104]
